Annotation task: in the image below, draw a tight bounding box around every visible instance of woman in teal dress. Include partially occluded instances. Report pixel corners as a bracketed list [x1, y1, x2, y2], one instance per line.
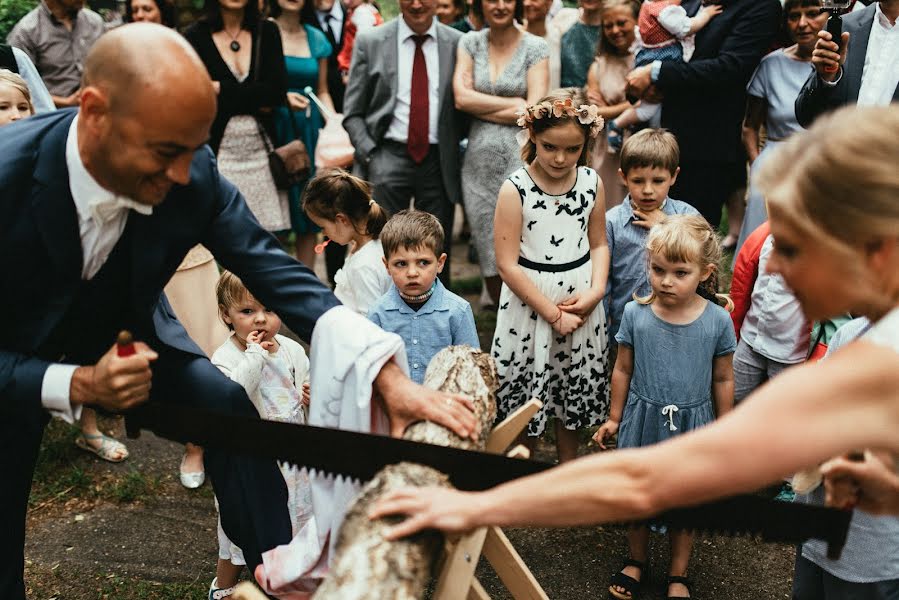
[272, 0, 336, 268]
[551, 0, 605, 88]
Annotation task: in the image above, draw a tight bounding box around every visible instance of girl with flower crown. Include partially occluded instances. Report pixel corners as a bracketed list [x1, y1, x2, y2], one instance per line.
[491, 87, 610, 463]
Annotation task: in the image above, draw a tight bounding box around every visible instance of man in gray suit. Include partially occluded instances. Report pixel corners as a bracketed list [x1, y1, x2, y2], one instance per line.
[342, 0, 464, 284]
[795, 0, 899, 127]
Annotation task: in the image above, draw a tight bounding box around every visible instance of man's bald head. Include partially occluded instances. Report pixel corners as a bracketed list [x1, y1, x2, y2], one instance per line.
[77, 23, 218, 206]
[82, 23, 215, 116]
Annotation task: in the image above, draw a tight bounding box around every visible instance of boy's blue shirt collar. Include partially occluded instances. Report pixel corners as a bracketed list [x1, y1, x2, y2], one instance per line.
[621, 195, 672, 223]
[381, 279, 450, 315]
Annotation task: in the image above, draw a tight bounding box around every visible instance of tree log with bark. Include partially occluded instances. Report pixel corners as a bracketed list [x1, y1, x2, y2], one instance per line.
[312, 345, 497, 599]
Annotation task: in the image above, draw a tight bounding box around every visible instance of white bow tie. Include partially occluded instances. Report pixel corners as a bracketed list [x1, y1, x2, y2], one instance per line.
[88, 195, 153, 225]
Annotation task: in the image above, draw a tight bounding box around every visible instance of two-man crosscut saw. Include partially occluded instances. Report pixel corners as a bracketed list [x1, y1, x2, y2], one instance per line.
[126, 402, 851, 559]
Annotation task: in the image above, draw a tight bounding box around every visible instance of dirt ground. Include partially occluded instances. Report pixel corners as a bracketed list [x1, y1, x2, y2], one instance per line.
[24, 428, 796, 599]
[23, 237, 796, 599]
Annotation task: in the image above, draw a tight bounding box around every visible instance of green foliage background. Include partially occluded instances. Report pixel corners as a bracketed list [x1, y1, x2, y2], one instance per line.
[0, 0, 37, 40]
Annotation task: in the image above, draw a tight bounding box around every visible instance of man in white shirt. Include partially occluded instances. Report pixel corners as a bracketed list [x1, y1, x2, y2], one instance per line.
[0, 23, 477, 600]
[342, 0, 465, 286]
[796, 0, 899, 126]
[312, 0, 346, 112]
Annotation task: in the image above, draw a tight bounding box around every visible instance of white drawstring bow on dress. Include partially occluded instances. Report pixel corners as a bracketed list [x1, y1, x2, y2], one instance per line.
[661, 404, 679, 432]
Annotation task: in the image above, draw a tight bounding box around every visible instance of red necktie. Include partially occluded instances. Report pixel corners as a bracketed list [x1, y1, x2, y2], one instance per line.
[407, 34, 430, 164]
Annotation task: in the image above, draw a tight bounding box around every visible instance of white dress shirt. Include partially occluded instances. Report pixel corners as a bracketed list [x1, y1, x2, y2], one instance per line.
[739, 236, 809, 364]
[384, 17, 440, 145]
[857, 2, 899, 107]
[316, 1, 344, 45]
[40, 116, 153, 424]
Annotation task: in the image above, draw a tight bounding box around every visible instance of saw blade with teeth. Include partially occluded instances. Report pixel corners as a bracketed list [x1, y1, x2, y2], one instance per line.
[126, 402, 852, 558]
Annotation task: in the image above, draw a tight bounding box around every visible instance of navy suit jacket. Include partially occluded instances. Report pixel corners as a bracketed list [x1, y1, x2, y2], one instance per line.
[656, 0, 782, 164]
[795, 3, 899, 128]
[0, 109, 340, 421]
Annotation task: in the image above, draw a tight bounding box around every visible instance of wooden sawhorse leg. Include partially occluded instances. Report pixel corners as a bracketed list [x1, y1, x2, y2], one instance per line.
[433, 399, 548, 600]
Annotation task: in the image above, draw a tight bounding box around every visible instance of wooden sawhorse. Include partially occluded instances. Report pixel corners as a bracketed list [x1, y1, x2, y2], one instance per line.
[432, 398, 548, 600]
[233, 399, 548, 600]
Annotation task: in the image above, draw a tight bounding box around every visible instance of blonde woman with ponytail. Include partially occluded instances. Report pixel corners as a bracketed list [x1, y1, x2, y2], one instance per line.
[369, 105, 899, 554]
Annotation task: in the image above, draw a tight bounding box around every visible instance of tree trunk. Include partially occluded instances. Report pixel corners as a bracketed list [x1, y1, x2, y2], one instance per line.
[312, 346, 497, 599]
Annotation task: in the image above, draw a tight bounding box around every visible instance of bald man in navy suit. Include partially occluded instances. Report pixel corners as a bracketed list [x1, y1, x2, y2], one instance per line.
[0, 23, 477, 599]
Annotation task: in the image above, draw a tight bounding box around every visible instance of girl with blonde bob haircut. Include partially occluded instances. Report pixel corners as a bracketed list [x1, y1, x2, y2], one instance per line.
[596, 214, 736, 600]
[369, 105, 899, 540]
[635, 215, 732, 311]
[0, 69, 33, 127]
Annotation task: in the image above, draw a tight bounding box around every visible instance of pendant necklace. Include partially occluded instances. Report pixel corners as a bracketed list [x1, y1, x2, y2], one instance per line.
[225, 27, 242, 52]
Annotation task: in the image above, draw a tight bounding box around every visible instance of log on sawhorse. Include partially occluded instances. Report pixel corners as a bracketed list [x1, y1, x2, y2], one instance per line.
[233, 398, 548, 600]
[432, 398, 548, 600]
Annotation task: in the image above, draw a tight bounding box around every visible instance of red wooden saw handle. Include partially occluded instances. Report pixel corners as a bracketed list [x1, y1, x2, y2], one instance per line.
[116, 330, 136, 357]
[116, 330, 142, 439]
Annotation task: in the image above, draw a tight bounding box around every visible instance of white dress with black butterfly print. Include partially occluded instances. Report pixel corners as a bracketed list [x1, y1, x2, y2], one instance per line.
[493, 166, 610, 436]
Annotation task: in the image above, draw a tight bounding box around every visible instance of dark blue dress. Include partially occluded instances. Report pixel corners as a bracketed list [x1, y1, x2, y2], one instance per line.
[274, 24, 333, 234]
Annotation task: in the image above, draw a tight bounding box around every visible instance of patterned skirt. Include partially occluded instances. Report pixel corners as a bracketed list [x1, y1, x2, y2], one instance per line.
[492, 260, 610, 435]
[217, 115, 291, 232]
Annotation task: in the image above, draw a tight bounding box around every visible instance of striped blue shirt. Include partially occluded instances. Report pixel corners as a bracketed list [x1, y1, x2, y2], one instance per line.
[368, 280, 480, 384]
[605, 195, 700, 340]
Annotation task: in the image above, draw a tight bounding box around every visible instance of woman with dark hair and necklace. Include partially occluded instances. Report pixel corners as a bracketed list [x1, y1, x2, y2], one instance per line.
[185, 0, 292, 235]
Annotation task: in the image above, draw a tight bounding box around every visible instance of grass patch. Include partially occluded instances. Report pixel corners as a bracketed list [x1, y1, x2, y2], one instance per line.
[26, 566, 214, 600]
[449, 275, 483, 295]
[99, 576, 209, 599]
[474, 309, 497, 350]
[108, 470, 161, 503]
[30, 418, 162, 510]
[29, 420, 94, 509]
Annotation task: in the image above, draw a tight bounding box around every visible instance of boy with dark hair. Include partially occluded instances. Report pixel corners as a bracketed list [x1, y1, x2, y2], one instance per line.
[369, 210, 479, 384]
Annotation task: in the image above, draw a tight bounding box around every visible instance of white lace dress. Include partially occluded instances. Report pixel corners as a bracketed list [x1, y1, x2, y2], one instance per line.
[210, 334, 312, 565]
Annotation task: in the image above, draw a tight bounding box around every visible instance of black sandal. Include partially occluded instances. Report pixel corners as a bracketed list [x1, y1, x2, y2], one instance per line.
[667, 575, 692, 599]
[608, 558, 647, 600]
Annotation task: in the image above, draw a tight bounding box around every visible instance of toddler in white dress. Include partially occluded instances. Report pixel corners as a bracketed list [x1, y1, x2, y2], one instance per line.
[207, 271, 312, 599]
[304, 170, 392, 316]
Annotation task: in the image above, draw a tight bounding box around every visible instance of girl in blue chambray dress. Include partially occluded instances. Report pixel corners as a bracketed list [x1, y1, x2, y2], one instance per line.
[593, 214, 736, 600]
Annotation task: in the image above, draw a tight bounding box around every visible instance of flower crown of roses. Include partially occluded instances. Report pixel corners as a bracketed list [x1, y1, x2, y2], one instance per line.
[516, 98, 605, 139]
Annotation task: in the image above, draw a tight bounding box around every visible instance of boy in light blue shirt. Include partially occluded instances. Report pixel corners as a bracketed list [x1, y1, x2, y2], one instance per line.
[605, 128, 700, 342]
[368, 210, 480, 384]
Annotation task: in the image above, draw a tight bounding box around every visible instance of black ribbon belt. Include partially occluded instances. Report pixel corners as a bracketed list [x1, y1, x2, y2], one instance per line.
[518, 252, 590, 273]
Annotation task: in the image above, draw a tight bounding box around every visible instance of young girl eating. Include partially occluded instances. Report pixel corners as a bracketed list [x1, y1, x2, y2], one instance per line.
[0, 69, 33, 127]
[594, 214, 736, 599]
[208, 271, 312, 599]
[492, 88, 609, 463]
[303, 169, 391, 316]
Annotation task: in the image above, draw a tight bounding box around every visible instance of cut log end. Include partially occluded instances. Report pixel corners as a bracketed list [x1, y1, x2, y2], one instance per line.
[313, 346, 498, 599]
